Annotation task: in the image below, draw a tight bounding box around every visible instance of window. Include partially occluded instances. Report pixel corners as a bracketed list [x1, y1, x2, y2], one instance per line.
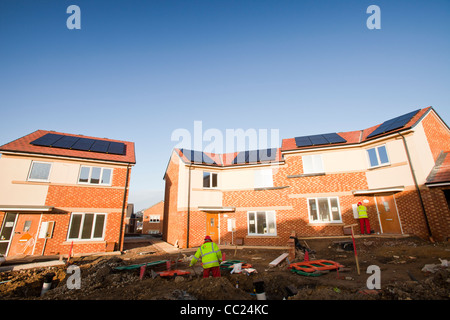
[308, 197, 342, 223]
[203, 172, 218, 188]
[28, 161, 52, 181]
[149, 215, 160, 223]
[367, 145, 389, 168]
[68, 213, 106, 240]
[247, 211, 277, 236]
[302, 154, 324, 174]
[78, 166, 112, 185]
[254, 168, 273, 188]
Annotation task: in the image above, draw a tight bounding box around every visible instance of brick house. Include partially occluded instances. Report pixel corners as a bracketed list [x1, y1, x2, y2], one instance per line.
[0, 130, 135, 257]
[141, 201, 164, 235]
[162, 107, 450, 248]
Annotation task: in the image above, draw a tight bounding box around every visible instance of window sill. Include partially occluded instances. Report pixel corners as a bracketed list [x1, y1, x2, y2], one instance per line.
[63, 240, 106, 245]
[287, 173, 325, 178]
[367, 163, 391, 170]
[308, 222, 344, 226]
[254, 186, 289, 191]
[246, 235, 279, 238]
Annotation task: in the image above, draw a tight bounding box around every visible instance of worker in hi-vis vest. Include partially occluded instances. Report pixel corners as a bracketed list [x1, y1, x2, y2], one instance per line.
[190, 236, 223, 278]
[357, 202, 371, 235]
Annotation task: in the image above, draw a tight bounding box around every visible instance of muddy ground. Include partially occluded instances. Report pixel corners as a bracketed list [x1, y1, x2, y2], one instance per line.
[1, 236, 449, 300]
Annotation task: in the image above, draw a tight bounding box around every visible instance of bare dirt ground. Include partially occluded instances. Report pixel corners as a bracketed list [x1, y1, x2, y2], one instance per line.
[1, 236, 449, 300]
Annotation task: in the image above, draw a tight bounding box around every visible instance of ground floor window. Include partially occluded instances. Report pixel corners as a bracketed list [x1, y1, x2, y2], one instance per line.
[308, 197, 342, 223]
[67, 213, 106, 240]
[247, 211, 277, 236]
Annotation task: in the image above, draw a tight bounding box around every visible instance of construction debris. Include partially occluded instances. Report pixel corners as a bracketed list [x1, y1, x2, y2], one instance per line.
[0, 236, 448, 300]
[269, 253, 289, 267]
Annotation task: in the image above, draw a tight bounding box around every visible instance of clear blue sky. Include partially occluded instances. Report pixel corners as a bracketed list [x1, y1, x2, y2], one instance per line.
[1, 0, 449, 210]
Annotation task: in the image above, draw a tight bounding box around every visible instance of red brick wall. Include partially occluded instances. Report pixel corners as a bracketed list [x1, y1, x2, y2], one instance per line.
[142, 201, 164, 234]
[163, 153, 187, 247]
[419, 109, 450, 241]
[422, 111, 450, 161]
[36, 165, 131, 255]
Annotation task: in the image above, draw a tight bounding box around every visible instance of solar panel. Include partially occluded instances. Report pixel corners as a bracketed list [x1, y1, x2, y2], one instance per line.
[181, 149, 216, 165]
[322, 133, 347, 144]
[30, 133, 127, 156]
[30, 133, 64, 147]
[71, 138, 96, 151]
[51, 135, 80, 149]
[90, 140, 111, 153]
[294, 136, 313, 148]
[309, 134, 329, 145]
[233, 148, 277, 164]
[294, 133, 346, 148]
[367, 109, 420, 138]
[107, 142, 126, 155]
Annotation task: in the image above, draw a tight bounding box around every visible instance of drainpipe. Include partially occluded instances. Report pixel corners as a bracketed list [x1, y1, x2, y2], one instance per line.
[119, 165, 131, 251]
[398, 133, 434, 241]
[186, 164, 192, 248]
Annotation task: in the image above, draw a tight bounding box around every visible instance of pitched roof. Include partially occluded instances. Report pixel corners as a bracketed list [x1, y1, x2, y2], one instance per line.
[282, 107, 432, 152]
[0, 130, 136, 164]
[175, 148, 283, 167]
[426, 151, 450, 185]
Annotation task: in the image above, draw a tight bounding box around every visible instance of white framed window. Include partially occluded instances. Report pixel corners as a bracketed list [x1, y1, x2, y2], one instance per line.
[149, 215, 160, 223]
[302, 154, 324, 174]
[203, 172, 218, 188]
[366, 145, 389, 168]
[67, 213, 107, 241]
[254, 168, 273, 188]
[308, 197, 342, 223]
[28, 161, 52, 182]
[247, 211, 277, 236]
[78, 166, 113, 185]
[147, 230, 159, 235]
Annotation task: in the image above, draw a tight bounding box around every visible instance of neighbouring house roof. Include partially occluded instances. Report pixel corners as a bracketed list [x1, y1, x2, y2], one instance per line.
[426, 151, 450, 186]
[282, 107, 433, 152]
[175, 147, 283, 167]
[0, 130, 136, 164]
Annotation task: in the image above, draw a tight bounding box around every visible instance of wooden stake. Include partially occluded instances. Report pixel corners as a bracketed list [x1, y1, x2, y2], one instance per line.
[344, 224, 360, 275]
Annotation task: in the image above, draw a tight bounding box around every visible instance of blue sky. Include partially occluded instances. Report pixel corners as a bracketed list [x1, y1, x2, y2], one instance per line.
[0, 0, 449, 210]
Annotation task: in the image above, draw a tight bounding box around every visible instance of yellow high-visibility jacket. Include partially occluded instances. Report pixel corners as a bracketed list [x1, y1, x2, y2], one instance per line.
[190, 241, 222, 269]
[358, 205, 368, 218]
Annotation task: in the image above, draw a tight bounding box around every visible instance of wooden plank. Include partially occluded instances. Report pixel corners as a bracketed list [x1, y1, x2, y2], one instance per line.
[269, 253, 289, 267]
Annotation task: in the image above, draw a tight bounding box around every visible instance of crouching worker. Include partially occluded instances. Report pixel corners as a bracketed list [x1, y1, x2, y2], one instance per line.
[189, 236, 223, 278]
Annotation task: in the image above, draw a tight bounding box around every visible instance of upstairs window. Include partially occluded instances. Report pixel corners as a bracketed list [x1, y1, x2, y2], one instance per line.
[367, 145, 389, 168]
[149, 215, 160, 223]
[28, 161, 52, 182]
[302, 154, 324, 174]
[78, 166, 112, 185]
[203, 172, 218, 188]
[254, 168, 273, 188]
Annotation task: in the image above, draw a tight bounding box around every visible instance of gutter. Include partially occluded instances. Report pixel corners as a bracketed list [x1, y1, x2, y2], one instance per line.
[398, 132, 434, 241]
[118, 164, 131, 251]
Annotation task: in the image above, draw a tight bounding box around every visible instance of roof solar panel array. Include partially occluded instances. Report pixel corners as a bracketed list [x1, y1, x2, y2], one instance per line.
[232, 148, 277, 164]
[180, 149, 217, 165]
[367, 109, 420, 138]
[30, 133, 126, 155]
[294, 132, 346, 148]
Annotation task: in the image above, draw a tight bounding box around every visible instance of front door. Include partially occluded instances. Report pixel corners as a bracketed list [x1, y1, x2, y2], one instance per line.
[7, 214, 41, 256]
[206, 213, 219, 243]
[0, 213, 18, 256]
[375, 193, 402, 234]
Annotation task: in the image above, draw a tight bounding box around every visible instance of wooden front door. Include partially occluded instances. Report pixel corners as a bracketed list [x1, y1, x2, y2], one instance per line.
[376, 194, 402, 234]
[206, 213, 219, 243]
[8, 214, 41, 256]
